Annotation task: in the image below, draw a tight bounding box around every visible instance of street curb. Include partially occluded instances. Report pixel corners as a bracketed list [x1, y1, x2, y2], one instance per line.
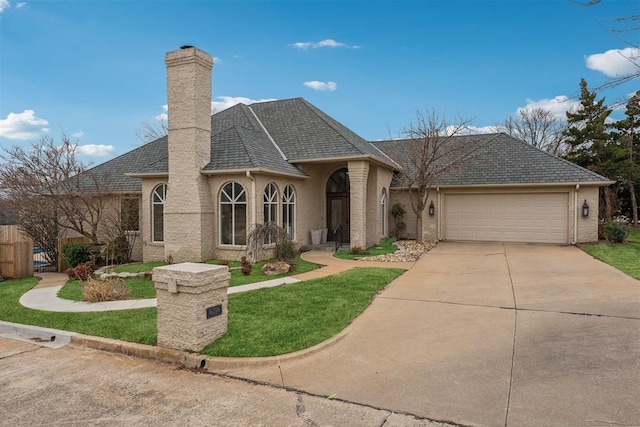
[70, 328, 349, 373]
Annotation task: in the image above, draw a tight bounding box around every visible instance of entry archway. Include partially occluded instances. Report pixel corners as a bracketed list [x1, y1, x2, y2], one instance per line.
[326, 168, 350, 243]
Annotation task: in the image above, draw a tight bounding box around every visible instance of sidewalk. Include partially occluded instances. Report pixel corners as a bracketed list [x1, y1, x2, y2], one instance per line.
[20, 252, 415, 312]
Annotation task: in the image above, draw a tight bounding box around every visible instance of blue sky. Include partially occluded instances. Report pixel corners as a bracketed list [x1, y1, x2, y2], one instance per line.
[0, 0, 637, 163]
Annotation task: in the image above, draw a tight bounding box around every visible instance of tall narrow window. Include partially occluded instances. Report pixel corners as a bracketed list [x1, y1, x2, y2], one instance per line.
[381, 189, 387, 236]
[152, 184, 167, 242]
[219, 182, 247, 245]
[263, 183, 279, 244]
[282, 184, 296, 239]
[263, 183, 278, 224]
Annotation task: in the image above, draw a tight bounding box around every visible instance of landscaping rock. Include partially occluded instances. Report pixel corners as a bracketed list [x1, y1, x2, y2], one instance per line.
[261, 262, 291, 275]
[360, 240, 436, 262]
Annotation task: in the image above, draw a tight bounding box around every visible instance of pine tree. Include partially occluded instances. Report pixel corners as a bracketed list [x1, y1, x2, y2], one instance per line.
[564, 78, 613, 170]
[564, 78, 616, 219]
[613, 90, 640, 224]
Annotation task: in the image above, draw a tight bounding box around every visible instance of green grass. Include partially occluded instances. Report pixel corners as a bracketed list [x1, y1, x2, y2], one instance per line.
[1, 267, 402, 355]
[584, 229, 640, 280]
[0, 278, 156, 344]
[102, 256, 317, 288]
[206, 256, 318, 287]
[57, 277, 156, 302]
[105, 260, 166, 273]
[201, 267, 404, 357]
[334, 237, 398, 260]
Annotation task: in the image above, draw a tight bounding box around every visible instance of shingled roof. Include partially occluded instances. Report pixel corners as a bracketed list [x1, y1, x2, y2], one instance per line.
[87, 98, 394, 192]
[372, 132, 610, 187]
[85, 102, 608, 194]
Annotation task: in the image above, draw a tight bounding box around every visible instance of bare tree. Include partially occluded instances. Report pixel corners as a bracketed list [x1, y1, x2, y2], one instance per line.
[572, 0, 639, 93]
[136, 118, 168, 143]
[0, 135, 115, 264]
[502, 108, 568, 155]
[388, 110, 479, 243]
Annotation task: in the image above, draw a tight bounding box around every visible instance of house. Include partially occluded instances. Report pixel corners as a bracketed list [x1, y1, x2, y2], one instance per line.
[87, 46, 611, 263]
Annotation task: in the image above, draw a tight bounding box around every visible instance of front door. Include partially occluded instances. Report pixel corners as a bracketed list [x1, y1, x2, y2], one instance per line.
[327, 196, 350, 243]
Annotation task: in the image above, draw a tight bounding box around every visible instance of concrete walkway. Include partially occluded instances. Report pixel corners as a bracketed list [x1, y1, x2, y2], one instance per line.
[220, 242, 640, 427]
[20, 253, 415, 312]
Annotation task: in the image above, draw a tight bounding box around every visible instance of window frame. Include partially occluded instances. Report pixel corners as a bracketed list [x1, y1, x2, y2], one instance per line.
[151, 184, 167, 243]
[282, 184, 296, 240]
[219, 181, 247, 246]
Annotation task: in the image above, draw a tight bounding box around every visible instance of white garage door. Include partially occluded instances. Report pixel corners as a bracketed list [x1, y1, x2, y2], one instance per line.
[444, 193, 569, 244]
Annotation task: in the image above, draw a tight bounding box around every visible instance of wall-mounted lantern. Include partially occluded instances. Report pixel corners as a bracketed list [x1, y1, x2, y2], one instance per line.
[428, 200, 435, 216]
[582, 200, 589, 217]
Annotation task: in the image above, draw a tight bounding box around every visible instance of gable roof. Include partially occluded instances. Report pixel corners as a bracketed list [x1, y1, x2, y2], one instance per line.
[78, 137, 167, 193]
[372, 132, 611, 187]
[90, 98, 394, 192]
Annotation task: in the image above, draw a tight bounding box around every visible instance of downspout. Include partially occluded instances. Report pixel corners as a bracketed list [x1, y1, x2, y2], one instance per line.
[246, 171, 257, 227]
[437, 187, 441, 241]
[573, 184, 580, 244]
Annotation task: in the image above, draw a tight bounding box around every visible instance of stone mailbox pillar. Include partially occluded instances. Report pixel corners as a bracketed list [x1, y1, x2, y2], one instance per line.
[153, 262, 229, 352]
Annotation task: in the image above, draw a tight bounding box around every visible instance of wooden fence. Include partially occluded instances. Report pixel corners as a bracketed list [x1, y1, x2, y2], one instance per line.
[0, 240, 34, 279]
[0, 225, 28, 243]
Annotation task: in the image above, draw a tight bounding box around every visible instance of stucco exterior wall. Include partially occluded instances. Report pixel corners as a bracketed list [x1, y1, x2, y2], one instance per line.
[575, 186, 599, 243]
[389, 190, 416, 240]
[366, 166, 394, 246]
[141, 178, 168, 262]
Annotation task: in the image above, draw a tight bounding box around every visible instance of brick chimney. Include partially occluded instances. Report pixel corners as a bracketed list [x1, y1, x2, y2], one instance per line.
[164, 46, 214, 262]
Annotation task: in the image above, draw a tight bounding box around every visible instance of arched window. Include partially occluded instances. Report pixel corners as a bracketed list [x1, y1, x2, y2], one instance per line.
[282, 184, 296, 239]
[381, 189, 387, 236]
[219, 182, 247, 245]
[152, 184, 167, 242]
[263, 183, 279, 224]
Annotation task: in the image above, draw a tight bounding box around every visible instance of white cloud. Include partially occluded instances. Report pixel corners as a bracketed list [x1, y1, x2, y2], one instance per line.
[211, 96, 277, 112]
[75, 144, 116, 157]
[155, 105, 168, 121]
[291, 39, 359, 50]
[0, 110, 50, 140]
[303, 81, 337, 91]
[212, 56, 221, 64]
[0, 0, 9, 12]
[517, 96, 580, 120]
[586, 48, 639, 77]
[71, 130, 84, 139]
[16, 2, 25, 8]
[157, 96, 278, 118]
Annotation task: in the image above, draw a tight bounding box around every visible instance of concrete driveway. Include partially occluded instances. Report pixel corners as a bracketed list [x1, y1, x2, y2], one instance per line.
[223, 242, 640, 426]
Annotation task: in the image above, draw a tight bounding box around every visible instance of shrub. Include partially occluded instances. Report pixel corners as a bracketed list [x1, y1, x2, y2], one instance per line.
[82, 277, 131, 302]
[106, 235, 130, 264]
[603, 221, 629, 243]
[63, 243, 91, 267]
[65, 260, 97, 281]
[350, 246, 367, 255]
[276, 239, 296, 263]
[240, 256, 252, 275]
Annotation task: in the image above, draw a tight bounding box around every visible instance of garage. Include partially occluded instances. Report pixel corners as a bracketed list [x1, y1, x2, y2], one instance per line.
[444, 192, 569, 244]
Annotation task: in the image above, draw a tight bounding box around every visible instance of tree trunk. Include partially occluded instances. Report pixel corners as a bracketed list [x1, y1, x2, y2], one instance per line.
[415, 211, 423, 244]
[629, 179, 639, 225]
[602, 186, 613, 221]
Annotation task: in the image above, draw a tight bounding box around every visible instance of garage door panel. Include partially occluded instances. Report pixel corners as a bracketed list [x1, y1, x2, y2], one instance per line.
[444, 193, 569, 244]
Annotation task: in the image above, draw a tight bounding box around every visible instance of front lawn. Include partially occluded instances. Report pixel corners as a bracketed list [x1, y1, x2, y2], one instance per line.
[583, 229, 640, 280]
[58, 277, 156, 302]
[202, 267, 404, 357]
[334, 237, 398, 260]
[0, 278, 156, 344]
[0, 267, 403, 356]
[206, 256, 318, 287]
